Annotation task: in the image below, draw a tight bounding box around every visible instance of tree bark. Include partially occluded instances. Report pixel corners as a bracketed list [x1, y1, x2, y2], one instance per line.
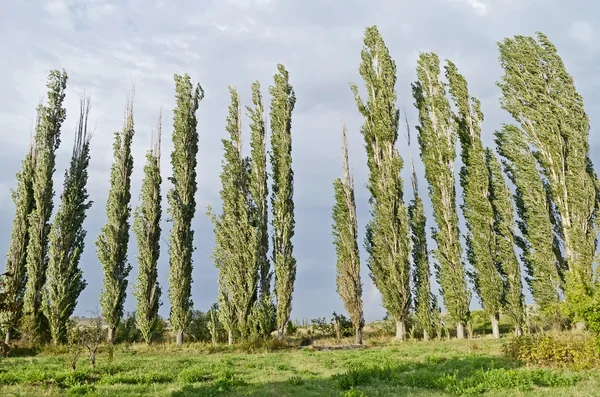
[227, 330, 233, 346]
[176, 329, 183, 345]
[491, 315, 500, 339]
[107, 327, 115, 344]
[423, 330, 429, 341]
[514, 325, 522, 337]
[355, 327, 363, 345]
[395, 319, 406, 341]
[456, 322, 465, 339]
[4, 329, 10, 345]
[575, 322, 586, 332]
[277, 327, 284, 341]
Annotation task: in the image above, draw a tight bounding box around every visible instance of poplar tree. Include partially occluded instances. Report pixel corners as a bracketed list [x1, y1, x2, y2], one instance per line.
[405, 112, 434, 341]
[247, 82, 275, 338]
[486, 148, 525, 335]
[133, 114, 163, 345]
[97, 94, 135, 343]
[1, 145, 36, 344]
[446, 62, 503, 338]
[44, 97, 93, 345]
[168, 74, 203, 345]
[23, 70, 68, 341]
[351, 26, 411, 340]
[495, 125, 562, 314]
[412, 53, 470, 338]
[331, 122, 364, 345]
[209, 87, 258, 341]
[269, 64, 297, 340]
[498, 33, 599, 315]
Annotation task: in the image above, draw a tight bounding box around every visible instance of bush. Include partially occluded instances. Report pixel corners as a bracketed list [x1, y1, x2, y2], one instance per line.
[331, 312, 354, 338]
[286, 321, 298, 336]
[115, 312, 141, 344]
[502, 334, 600, 369]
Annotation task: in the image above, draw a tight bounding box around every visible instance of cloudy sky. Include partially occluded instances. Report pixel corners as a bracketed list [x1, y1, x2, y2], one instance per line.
[1, 0, 599, 323]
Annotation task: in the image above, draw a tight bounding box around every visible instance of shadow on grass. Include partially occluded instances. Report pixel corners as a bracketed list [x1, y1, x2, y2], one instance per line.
[7, 345, 40, 357]
[169, 354, 584, 397]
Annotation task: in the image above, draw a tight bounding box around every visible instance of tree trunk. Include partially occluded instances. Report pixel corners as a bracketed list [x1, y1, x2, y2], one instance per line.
[4, 329, 10, 345]
[355, 327, 363, 345]
[395, 320, 405, 341]
[277, 327, 284, 341]
[575, 322, 586, 332]
[176, 329, 183, 345]
[227, 330, 233, 346]
[423, 330, 429, 341]
[514, 325, 522, 337]
[107, 327, 115, 344]
[456, 322, 465, 339]
[491, 315, 500, 339]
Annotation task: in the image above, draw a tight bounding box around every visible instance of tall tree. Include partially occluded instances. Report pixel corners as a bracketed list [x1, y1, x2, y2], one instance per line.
[498, 33, 599, 316]
[97, 93, 135, 343]
[405, 111, 434, 341]
[412, 53, 470, 338]
[446, 61, 503, 338]
[44, 97, 93, 345]
[168, 74, 203, 345]
[209, 87, 258, 341]
[269, 64, 297, 340]
[133, 113, 163, 345]
[23, 70, 68, 341]
[247, 81, 275, 338]
[332, 122, 364, 345]
[1, 145, 36, 344]
[495, 125, 562, 315]
[351, 26, 411, 340]
[486, 148, 525, 335]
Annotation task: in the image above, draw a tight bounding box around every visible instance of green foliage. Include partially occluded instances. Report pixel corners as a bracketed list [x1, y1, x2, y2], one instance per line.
[502, 334, 600, 369]
[331, 312, 355, 338]
[168, 74, 203, 342]
[447, 61, 503, 325]
[97, 94, 135, 340]
[23, 69, 68, 342]
[495, 125, 562, 315]
[247, 81, 271, 311]
[497, 32, 599, 317]
[486, 149, 525, 332]
[133, 115, 163, 344]
[413, 53, 470, 330]
[209, 87, 259, 341]
[332, 123, 364, 342]
[115, 312, 141, 344]
[269, 64, 297, 338]
[0, 147, 35, 342]
[44, 98, 92, 345]
[351, 26, 411, 337]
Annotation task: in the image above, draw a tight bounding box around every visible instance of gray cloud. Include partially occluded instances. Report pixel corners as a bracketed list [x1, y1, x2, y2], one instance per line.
[0, 0, 599, 322]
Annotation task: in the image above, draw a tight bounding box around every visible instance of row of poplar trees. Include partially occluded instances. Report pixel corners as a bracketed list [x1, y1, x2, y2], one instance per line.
[1, 25, 599, 346]
[0, 63, 299, 346]
[333, 26, 600, 344]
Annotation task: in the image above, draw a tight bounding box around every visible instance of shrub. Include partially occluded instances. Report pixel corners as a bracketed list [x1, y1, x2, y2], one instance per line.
[502, 334, 600, 369]
[331, 312, 354, 339]
[286, 321, 298, 336]
[115, 312, 141, 344]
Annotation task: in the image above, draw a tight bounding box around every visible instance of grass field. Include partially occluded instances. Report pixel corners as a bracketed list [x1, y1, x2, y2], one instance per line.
[1, 336, 599, 396]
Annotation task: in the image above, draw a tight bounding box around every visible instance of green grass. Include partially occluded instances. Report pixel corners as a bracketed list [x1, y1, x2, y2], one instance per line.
[1, 338, 598, 396]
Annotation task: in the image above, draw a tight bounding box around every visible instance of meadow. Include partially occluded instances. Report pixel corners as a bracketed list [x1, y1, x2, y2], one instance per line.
[1, 333, 599, 397]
